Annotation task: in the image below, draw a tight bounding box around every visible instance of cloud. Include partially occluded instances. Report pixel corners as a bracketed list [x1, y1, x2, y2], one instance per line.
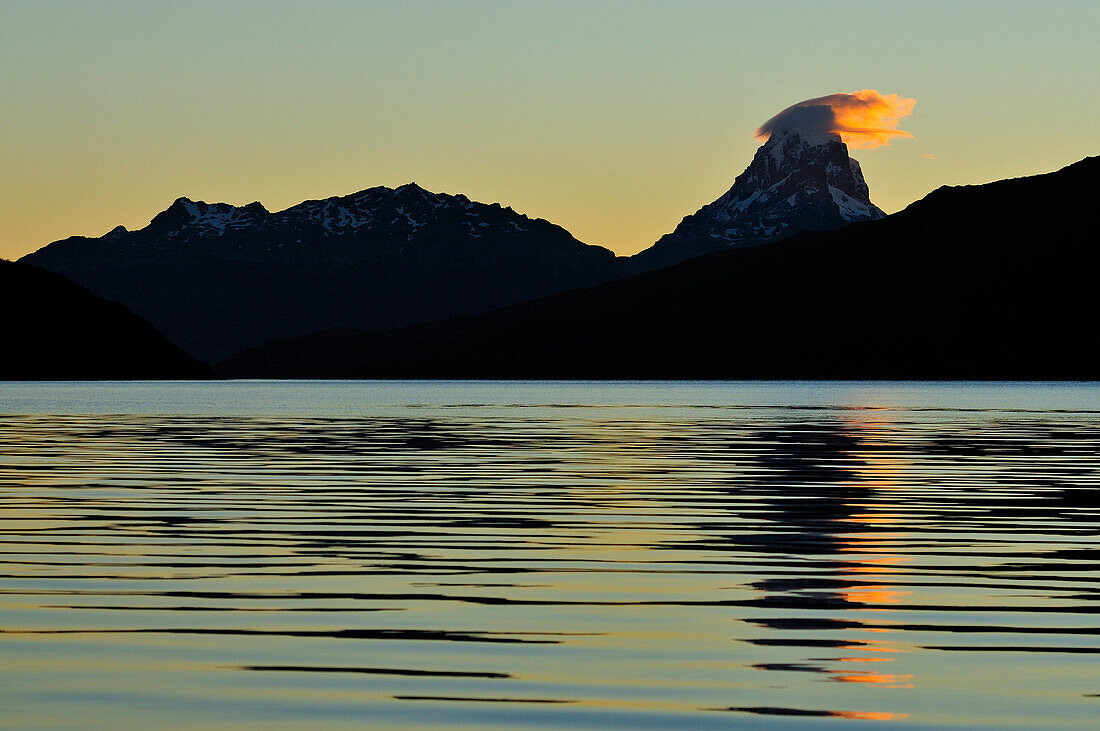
[756, 90, 916, 150]
[922, 153, 937, 160]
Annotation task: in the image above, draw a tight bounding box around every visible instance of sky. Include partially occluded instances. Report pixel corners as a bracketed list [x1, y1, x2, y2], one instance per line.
[2, 0, 1097, 259]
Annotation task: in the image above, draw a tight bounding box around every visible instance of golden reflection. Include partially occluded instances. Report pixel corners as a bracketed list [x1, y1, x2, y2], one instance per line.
[828, 669, 914, 688]
[838, 643, 898, 654]
[829, 416, 915, 688]
[833, 710, 909, 721]
[743, 412, 918, 721]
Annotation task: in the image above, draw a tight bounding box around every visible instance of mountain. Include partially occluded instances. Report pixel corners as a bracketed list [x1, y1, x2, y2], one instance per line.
[0, 260, 213, 379]
[629, 129, 885, 271]
[21, 184, 620, 361]
[218, 156, 1099, 379]
[20, 130, 891, 363]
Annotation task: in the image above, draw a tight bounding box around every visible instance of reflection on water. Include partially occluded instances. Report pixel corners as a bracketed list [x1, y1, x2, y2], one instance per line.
[1, 381, 1099, 728]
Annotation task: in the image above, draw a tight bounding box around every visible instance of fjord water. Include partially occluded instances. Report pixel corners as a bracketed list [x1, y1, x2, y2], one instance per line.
[1, 381, 1098, 728]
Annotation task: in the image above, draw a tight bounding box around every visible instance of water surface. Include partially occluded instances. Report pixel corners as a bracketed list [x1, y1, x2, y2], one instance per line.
[1, 381, 1098, 728]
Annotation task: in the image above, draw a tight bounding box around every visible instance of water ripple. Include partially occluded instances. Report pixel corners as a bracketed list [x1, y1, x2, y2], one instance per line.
[1, 381, 1098, 727]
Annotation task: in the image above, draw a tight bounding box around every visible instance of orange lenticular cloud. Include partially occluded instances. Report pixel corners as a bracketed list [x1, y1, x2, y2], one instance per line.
[756, 89, 916, 149]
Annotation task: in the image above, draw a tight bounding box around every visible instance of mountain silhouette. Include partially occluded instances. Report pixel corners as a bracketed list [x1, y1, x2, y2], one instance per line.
[21, 185, 620, 362]
[20, 130, 894, 365]
[628, 128, 885, 271]
[1, 260, 213, 379]
[218, 156, 1098, 379]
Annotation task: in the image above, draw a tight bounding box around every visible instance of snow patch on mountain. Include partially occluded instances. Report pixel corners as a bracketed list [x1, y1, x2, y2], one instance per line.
[829, 185, 879, 222]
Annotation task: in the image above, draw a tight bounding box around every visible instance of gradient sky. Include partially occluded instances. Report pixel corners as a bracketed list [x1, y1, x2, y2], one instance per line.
[2, 0, 1097, 259]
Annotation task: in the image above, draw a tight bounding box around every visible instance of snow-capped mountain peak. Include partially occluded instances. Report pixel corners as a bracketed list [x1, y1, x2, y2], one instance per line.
[149, 197, 269, 236]
[630, 129, 885, 269]
[24, 183, 620, 362]
[73, 183, 610, 273]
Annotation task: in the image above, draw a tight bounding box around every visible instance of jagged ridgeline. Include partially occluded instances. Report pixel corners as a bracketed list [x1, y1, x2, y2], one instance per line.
[22, 185, 620, 362]
[22, 134, 887, 363]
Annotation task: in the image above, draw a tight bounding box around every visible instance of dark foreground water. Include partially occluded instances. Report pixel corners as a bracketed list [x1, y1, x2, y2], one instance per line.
[1, 381, 1099, 728]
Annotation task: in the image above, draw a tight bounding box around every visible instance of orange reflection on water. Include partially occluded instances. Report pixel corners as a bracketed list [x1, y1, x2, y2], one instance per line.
[829, 669, 914, 688]
[833, 710, 910, 721]
[830, 417, 915, 694]
[839, 643, 898, 654]
[845, 587, 911, 605]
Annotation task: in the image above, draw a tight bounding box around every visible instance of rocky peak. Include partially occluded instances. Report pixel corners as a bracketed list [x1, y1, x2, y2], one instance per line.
[731, 128, 877, 213]
[629, 129, 886, 270]
[147, 197, 269, 236]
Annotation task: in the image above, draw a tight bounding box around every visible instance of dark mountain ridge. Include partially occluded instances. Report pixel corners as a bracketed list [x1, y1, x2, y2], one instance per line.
[219, 156, 1099, 379]
[0, 260, 213, 380]
[22, 132, 888, 363]
[22, 184, 620, 361]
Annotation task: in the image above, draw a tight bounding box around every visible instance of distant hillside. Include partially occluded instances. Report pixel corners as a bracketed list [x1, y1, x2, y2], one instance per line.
[21, 184, 620, 362]
[0, 260, 212, 380]
[219, 156, 1099, 379]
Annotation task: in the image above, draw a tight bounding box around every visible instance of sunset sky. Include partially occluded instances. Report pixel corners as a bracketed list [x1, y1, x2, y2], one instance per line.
[2, 0, 1097, 260]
